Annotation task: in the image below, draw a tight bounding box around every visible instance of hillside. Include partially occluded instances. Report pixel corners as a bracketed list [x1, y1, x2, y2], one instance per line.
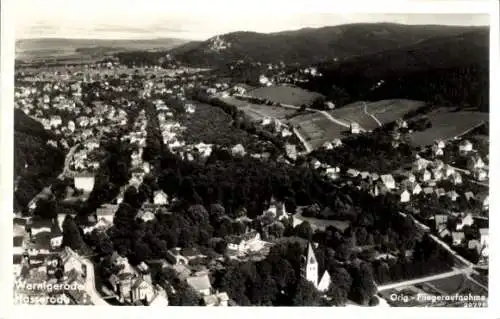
[168, 23, 486, 67]
[301, 28, 489, 112]
[16, 38, 188, 62]
[14, 110, 65, 210]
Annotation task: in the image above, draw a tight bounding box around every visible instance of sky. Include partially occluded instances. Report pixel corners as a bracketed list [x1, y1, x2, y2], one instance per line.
[15, 0, 491, 40]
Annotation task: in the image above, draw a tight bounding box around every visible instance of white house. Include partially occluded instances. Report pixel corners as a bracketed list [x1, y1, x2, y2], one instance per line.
[450, 172, 463, 185]
[350, 122, 361, 134]
[380, 174, 396, 190]
[153, 190, 168, 206]
[444, 165, 455, 178]
[413, 158, 429, 172]
[400, 189, 411, 203]
[412, 183, 422, 195]
[74, 174, 95, 193]
[456, 213, 474, 231]
[451, 232, 465, 246]
[475, 169, 488, 182]
[421, 170, 432, 182]
[468, 155, 485, 171]
[459, 140, 473, 153]
[447, 190, 460, 202]
[136, 210, 156, 223]
[50, 236, 63, 250]
[432, 144, 444, 157]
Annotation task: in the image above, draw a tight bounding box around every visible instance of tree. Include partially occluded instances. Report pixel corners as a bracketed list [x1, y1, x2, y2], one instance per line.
[292, 279, 322, 306]
[62, 215, 85, 251]
[294, 221, 313, 241]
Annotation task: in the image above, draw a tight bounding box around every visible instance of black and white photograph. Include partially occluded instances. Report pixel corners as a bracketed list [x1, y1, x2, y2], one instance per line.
[2, 0, 498, 314]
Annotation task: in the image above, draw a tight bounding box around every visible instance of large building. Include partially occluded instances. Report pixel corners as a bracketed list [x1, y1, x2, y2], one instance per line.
[302, 243, 331, 292]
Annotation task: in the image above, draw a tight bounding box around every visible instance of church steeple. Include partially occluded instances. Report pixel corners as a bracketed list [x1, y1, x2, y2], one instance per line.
[304, 242, 318, 288]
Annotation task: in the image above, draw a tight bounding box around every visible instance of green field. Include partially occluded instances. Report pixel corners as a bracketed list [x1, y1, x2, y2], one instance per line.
[409, 108, 489, 147]
[220, 96, 297, 122]
[289, 112, 347, 149]
[329, 99, 425, 131]
[247, 85, 324, 106]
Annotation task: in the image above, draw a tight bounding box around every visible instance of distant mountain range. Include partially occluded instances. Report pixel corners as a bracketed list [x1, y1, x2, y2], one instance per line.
[168, 23, 488, 67]
[16, 38, 188, 61]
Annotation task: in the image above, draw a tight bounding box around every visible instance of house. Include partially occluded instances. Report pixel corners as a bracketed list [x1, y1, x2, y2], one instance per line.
[444, 165, 455, 178]
[311, 159, 322, 170]
[406, 172, 416, 183]
[347, 168, 360, 178]
[360, 171, 370, 180]
[459, 140, 473, 153]
[153, 190, 168, 206]
[468, 155, 485, 171]
[400, 189, 411, 203]
[435, 188, 446, 198]
[433, 214, 448, 231]
[476, 192, 489, 210]
[456, 213, 474, 231]
[332, 138, 343, 148]
[435, 140, 446, 149]
[50, 236, 63, 250]
[74, 174, 95, 193]
[350, 122, 360, 134]
[447, 190, 460, 202]
[413, 158, 429, 171]
[411, 183, 422, 195]
[226, 231, 262, 254]
[135, 210, 156, 223]
[468, 239, 482, 253]
[285, 144, 297, 160]
[450, 172, 463, 185]
[432, 144, 444, 156]
[421, 170, 432, 182]
[130, 278, 156, 304]
[432, 168, 443, 181]
[96, 204, 118, 224]
[380, 174, 396, 190]
[203, 292, 230, 306]
[166, 248, 189, 266]
[439, 228, 451, 239]
[451, 232, 465, 246]
[302, 243, 331, 292]
[187, 274, 212, 296]
[370, 173, 380, 182]
[231, 144, 246, 157]
[475, 169, 488, 182]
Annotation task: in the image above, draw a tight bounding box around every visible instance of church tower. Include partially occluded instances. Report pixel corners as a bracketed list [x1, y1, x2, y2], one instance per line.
[305, 243, 318, 288]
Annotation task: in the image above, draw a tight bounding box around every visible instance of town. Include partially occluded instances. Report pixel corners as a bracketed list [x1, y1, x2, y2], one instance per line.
[13, 20, 489, 307]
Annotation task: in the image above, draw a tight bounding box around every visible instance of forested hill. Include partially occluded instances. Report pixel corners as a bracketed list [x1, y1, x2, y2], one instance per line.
[14, 109, 65, 210]
[168, 23, 486, 67]
[301, 28, 489, 112]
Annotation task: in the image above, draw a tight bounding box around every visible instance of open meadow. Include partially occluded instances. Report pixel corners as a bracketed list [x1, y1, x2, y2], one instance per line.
[409, 108, 489, 147]
[247, 85, 325, 106]
[329, 99, 425, 131]
[220, 96, 297, 122]
[289, 112, 347, 149]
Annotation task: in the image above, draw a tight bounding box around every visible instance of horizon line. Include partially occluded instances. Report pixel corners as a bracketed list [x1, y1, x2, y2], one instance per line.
[16, 22, 490, 42]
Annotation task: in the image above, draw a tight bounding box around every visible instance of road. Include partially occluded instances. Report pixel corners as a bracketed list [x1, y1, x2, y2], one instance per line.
[58, 143, 79, 179]
[79, 256, 110, 306]
[377, 267, 472, 291]
[362, 102, 382, 127]
[292, 127, 313, 153]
